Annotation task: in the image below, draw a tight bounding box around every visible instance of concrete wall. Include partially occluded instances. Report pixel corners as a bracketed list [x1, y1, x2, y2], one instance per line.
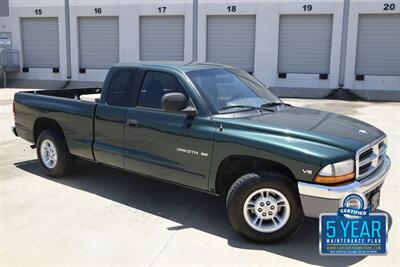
[0, 0, 399, 99]
[69, 0, 193, 81]
[2, 0, 66, 80]
[198, 0, 344, 92]
[344, 0, 400, 91]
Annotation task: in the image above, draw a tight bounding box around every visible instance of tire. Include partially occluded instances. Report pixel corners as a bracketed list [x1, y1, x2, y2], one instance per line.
[226, 172, 304, 243]
[36, 129, 75, 178]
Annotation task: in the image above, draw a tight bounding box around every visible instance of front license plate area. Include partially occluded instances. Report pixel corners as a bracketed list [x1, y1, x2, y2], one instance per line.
[369, 190, 381, 211]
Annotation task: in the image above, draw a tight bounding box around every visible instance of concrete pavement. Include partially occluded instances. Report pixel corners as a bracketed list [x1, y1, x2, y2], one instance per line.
[1, 89, 399, 266]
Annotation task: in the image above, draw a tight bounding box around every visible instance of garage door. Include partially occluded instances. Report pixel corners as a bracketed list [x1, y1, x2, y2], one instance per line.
[206, 15, 256, 72]
[140, 16, 184, 61]
[278, 15, 333, 74]
[0, 0, 9, 17]
[79, 17, 119, 69]
[355, 14, 400, 76]
[21, 18, 60, 68]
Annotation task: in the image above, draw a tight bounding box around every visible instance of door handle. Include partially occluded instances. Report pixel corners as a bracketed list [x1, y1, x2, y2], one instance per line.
[126, 119, 139, 127]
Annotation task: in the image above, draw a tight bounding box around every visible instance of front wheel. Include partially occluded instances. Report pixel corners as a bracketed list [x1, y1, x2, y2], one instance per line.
[226, 172, 304, 243]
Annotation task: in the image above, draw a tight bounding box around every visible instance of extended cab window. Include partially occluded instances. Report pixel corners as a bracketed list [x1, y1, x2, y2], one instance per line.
[137, 71, 187, 110]
[106, 70, 136, 107]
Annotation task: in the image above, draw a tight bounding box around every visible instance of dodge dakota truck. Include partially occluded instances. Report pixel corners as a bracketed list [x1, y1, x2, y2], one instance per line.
[12, 63, 391, 243]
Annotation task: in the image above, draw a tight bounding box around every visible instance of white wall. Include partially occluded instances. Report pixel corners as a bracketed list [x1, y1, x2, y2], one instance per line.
[2, 0, 66, 80]
[198, 0, 344, 90]
[70, 0, 193, 82]
[0, 0, 398, 93]
[344, 0, 400, 91]
[70, 0, 120, 81]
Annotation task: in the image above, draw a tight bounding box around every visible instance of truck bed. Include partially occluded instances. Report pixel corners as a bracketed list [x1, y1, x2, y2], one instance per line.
[22, 87, 102, 100]
[14, 88, 102, 160]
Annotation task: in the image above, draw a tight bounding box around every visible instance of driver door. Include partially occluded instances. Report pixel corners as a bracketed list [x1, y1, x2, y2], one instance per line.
[123, 71, 215, 190]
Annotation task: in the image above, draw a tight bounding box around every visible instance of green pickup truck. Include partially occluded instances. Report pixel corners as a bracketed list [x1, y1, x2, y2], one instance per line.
[12, 63, 391, 243]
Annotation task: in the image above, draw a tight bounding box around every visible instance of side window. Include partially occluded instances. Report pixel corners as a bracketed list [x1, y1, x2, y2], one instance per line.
[106, 70, 136, 106]
[137, 71, 187, 110]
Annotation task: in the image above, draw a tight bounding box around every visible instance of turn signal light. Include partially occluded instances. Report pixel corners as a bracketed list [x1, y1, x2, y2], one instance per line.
[314, 172, 355, 185]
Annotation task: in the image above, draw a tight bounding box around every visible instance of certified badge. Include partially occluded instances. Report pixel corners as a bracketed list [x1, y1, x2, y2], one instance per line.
[338, 193, 369, 219]
[319, 192, 388, 255]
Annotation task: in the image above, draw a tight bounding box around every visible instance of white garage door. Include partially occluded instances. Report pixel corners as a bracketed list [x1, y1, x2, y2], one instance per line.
[355, 14, 400, 76]
[206, 15, 256, 72]
[79, 17, 119, 69]
[140, 16, 185, 61]
[278, 15, 333, 74]
[21, 18, 60, 68]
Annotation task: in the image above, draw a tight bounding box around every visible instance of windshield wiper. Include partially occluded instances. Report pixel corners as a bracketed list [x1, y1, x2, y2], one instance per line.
[261, 102, 292, 108]
[220, 105, 257, 111]
[219, 105, 274, 113]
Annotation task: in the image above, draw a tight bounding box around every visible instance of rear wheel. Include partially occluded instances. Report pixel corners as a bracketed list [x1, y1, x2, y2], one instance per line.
[36, 130, 75, 177]
[226, 172, 304, 243]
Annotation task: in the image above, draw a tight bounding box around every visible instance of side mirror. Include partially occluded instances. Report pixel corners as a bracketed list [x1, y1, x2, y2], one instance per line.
[161, 93, 197, 116]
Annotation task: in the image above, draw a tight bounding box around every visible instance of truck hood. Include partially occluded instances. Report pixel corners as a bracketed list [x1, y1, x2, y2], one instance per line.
[217, 107, 385, 152]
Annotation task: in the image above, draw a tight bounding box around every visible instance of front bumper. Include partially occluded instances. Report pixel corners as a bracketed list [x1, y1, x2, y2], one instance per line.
[298, 156, 391, 218]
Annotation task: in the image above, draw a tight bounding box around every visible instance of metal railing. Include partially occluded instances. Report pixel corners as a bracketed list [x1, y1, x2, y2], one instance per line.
[0, 49, 20, 87]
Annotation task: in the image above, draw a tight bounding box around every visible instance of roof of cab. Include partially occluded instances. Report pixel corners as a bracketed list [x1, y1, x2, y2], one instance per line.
[112, 62, 233, 73]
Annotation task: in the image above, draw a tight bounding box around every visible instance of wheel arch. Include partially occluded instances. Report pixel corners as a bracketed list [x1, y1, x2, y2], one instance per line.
[33, 117, 67, 144]
[214, 155, 297, 195]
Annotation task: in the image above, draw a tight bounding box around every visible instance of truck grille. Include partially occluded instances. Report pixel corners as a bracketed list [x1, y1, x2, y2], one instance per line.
[356, 137, 387, 180]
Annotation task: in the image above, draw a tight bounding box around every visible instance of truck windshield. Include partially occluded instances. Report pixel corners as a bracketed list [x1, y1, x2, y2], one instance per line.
[187, 68, 281, 114]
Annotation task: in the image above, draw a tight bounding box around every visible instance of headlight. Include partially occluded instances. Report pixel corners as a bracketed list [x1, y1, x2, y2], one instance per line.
[314, 159, 355, 185]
